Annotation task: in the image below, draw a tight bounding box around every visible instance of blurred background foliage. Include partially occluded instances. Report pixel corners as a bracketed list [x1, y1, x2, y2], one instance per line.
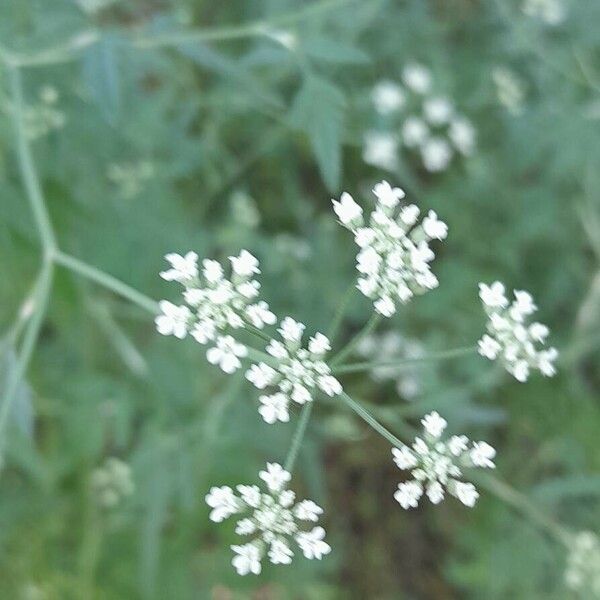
[1, 0, 600, 598]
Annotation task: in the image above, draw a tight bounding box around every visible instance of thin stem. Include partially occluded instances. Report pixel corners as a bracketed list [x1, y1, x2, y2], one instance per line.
[244, 322, 272, 344]
[337, 392, 404, 448]
[284, 403, 314, 473]
[327, 282, 356, 343]
[330, 313, 381, 367]
[474, 472, 570, 546]
[0, 263, 53, 439]
[332, 345, 477, 375]
[134, 0, 354, 49]
[8, 64, 57, 255]
[54, 251, 159, 314]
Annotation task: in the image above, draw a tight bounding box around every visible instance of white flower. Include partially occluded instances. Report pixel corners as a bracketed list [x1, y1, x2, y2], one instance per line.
[260, 463, 291, 492]
[401, 116, 429, 148]
[247, 320, 341, 423]
[160, 252, 198, 282]
[206, 486, 242, 522]
[296, 527, 331, 560]
[157, 250, 277, 371]
[392, 411, 496, 509]
[422, 210, 448, 240]
[231, 543, 262, 575]
[479, 283, 557, 381]
[278, 317, 305, 344]
[155, 301, 191, 339]
[421, 411, 447, 437]
[334, 182, 446, 315]
[363, 131, 398, 171]
[402, 62, 432, 94]
[372, 80, 405, 114]
[421, 137, 452, 172]
[258, 393, 290, 424]
[230, 250, 260, 277]
[479, 281, 508, 308]
[522, 0, 566, 26]
[372, 180, 405, 208]
[206, 335, 248, 373]
[423, 96, 454, 125]
[332, 192, 363, 226]
[564, 531, 600, 595]
[207, 463, 330, 575]
[492, 67, 525, 115]
[449, 118, 476, 155]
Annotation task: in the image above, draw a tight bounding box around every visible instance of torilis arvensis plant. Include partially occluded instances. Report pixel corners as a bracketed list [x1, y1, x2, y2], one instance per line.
[155, 180, 558, 575]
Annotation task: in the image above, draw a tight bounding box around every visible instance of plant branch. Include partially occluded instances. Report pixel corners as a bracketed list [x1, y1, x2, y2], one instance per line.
[54, 251, 159, 314]
[332, 345, 477, 375]
[327, 282, 356, 343]
[330, 313, 381, 367]
[284, 403, 314, 473]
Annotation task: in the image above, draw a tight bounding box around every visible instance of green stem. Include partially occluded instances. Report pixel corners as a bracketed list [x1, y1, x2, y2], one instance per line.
[327, 282, 356, 343]
[337, 392, 404, 448]
[284, 403, 314, 473]
[134, 0, 355, 49]
[54, 251, 159, 314]
[8, 64, 57, 255]
[330, 313, 381, 367]
[0, 263, 53, 439]
[332, 345, 477, 375]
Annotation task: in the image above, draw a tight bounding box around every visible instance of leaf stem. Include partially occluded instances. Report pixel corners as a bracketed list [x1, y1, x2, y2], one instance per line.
[54, 251, 159, 314]
[327, 282, 356, 343]
[332, 345, 477, 374]
[284, 403, 314, 473]
[330, 313, 381, 367]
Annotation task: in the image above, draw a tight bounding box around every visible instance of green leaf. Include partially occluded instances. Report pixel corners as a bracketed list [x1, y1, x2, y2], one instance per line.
[290, 75, 346, 191]
[303, 36, 370, 64]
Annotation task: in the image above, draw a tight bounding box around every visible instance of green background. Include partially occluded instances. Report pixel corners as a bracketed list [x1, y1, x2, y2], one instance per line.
[1, 0, 599, 598]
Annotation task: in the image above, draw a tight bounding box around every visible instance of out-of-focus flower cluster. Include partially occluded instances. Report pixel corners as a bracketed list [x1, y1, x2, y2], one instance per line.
[356, 331, 426, 400]
[392, 411, 496, 509]
[107, 160, 154, 199]
[492, 67, 526, 115]
[16, 86, 66, 140]
[156, 250, 276, 373]
[564, 531, 600, 597]
[522, 0, 567, 25]
[478, 282, 558, 381]
[205, 463, 331, 575]
[246, 318, 342, 424]
[363, 63, 476, 173]
[333, 180, 447, 316]
[91, 457, 134, 508]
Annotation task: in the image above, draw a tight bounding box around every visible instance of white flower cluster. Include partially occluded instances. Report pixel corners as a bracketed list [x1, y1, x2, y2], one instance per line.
[246, 318, 342, 424]
[156, 250, 276, 372]
[91, 457, 135, 508]
[522, 0, 566, 25]
[205, 463, 331, 575]
[20, 86, 66, 140]
[357, 331, 425, 400]
[333, 180, 447, 316]
[392, 411, 496, 509]
[107, 160, 154, 199]
[364, 63, 476, 173]
[478, 282, 558, 382]
[492, 67, 526, 115]
[564, 531, 600, 596]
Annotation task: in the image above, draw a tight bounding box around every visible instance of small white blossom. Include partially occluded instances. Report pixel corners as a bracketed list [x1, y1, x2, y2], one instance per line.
[448, 118, 476, 156]
[392, 411, 496, 509]
[157, 250, 276, 372]
[363, 131, 398, 171]
[522, 0, 566, 25]
[401, 116, 429, 148]
[247, 319, 342, 423]
[372, 80, 405, 115]
[478, 282, 558, 381]
[332, 192, 363, 227]
[421, 137, 453, 172]
[402, 62, 432, 94]
[492, 67, 526, 115]
[423, 96, 454, 126]
[564, 531, 600, 596]
[206, 463, 331, 575]
[334, 182, 446, 316]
